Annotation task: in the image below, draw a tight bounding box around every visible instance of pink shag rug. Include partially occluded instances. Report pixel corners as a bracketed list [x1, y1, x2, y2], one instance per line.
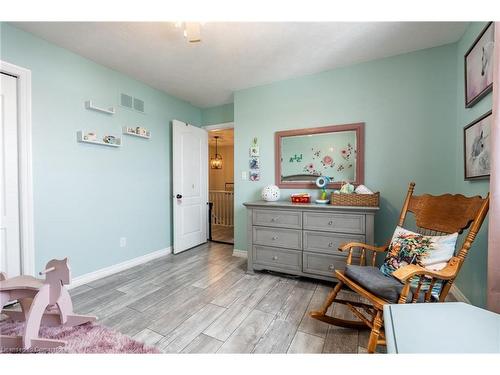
[0, 320, 160, 354]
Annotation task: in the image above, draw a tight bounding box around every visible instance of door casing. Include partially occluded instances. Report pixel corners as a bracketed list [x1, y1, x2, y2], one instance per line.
[0, 60, 34, 276]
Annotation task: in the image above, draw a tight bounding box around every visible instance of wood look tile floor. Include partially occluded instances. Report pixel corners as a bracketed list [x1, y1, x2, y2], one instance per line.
[68, 242, 379, 353]
[211, 225, 234, 243]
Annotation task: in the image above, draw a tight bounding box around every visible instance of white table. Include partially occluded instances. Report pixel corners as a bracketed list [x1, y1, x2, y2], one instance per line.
[383, 302, 500, 353]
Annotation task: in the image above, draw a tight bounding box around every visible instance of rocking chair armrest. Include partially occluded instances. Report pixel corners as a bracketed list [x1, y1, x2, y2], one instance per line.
[338, 242, 389, 266]
[392, 257, 462, 283]
[337, 242, 388, 253]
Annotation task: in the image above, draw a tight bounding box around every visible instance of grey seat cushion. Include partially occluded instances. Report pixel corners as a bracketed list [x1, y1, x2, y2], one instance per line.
[345, 265, 424, 303]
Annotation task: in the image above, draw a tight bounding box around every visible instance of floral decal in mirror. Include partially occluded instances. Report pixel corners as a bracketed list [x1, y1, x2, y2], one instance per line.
[275, 123, 364, 189]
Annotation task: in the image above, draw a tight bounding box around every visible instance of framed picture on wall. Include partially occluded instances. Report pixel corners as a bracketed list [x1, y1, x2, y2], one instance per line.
[464, 110, 492, 180]
[464, 22, 494, 108]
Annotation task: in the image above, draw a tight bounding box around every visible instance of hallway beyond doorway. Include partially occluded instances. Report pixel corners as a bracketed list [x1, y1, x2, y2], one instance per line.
[208, 127, 234, 244]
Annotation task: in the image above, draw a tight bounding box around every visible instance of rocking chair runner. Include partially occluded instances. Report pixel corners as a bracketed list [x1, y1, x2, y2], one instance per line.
[310, 182, 490, 353]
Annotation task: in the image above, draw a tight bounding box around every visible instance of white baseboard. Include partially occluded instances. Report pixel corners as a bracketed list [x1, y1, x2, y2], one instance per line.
[450, 284, 471, 304]
[232, 248, 247, 258]
[69, 247, 172, 289]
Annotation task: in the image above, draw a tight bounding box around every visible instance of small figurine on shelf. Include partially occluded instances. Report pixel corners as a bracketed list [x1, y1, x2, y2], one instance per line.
[85, 132, 97, 141]
[136, 127, 147, 136]
[103, 135, 116, 144]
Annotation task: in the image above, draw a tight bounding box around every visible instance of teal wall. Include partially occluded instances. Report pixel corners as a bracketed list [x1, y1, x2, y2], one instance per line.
[0, 23, 202, 278]
[453, 22, 492, 307]
[233, 25, 493, 307]
[1, 21, 491, 305]
[234, 43, 458, 254]
[202, 103, 234, 125]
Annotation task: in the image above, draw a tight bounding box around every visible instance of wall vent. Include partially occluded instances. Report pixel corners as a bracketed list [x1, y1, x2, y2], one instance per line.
[133, 98, 145, 113]
[120, 93, 145, 113]
[120, 93, 133, 109]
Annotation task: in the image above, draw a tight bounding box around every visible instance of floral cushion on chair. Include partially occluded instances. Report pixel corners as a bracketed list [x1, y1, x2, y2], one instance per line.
[379, 226, 458, 298]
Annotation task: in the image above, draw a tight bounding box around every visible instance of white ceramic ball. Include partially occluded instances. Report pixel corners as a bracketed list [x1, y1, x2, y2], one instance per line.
[261, 185, 280, 202]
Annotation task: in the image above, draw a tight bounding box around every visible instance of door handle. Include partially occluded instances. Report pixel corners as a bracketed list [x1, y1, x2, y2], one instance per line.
[176, 194, 183, 199]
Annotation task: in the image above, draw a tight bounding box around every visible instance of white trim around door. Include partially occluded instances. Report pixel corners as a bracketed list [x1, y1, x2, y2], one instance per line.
[203, 122, 234, 131]
[0, 60, 35, 276]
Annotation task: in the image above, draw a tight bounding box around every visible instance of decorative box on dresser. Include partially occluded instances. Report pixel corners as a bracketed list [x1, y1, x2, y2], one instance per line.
[243, 201, 379, 282]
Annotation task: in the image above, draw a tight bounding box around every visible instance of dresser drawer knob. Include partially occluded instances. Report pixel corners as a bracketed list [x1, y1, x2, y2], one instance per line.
[271, 217, 279, 222]
[328, 220, 333, 225]
[272, 236, 279, 240]
[328, 242, 334, 247]
[328, 264, 335, 271]
[272, 256, 279, 261]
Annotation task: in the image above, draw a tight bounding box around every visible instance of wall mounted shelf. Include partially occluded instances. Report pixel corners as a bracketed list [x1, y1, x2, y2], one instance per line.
[76, 131, 122, 147]
[85, 100, 115, 115]
[122, 126, 151, 139]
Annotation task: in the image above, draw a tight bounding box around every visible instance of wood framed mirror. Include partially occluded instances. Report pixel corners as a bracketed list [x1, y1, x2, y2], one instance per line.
[275, 122, 364, 189]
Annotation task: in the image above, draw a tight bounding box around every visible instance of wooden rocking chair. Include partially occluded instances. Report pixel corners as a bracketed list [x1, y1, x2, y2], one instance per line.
[310, 182, 490, 353]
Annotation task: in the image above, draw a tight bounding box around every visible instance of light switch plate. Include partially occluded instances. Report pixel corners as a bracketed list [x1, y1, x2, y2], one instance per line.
[241, 171, 248, 180]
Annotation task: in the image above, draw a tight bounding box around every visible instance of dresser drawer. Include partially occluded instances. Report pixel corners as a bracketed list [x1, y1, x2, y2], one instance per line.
[252, 209, 302, 229]
[303, 231, 365, 255]
[253, 245, 302, 272]
[253, 226, 302, 250]
[303, 212, 365, 234]
[302, 252, 351, 277]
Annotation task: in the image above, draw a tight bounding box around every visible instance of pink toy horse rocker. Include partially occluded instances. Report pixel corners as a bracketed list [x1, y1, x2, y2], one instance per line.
[0, 258, 96, 350]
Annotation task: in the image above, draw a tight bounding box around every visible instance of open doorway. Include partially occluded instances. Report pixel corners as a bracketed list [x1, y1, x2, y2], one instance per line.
[207, 126, 234, 244]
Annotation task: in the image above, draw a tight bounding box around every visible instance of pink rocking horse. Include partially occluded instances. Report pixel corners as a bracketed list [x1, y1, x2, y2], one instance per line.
[0, 258, 96, 349]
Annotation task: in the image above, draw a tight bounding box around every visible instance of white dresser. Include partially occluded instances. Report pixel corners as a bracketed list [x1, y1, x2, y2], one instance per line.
[243, 201, 379, 282]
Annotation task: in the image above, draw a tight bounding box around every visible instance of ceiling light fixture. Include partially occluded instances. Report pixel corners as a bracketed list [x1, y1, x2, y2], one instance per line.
[175, 22, 203, 43]
[210, 136, 223, 169]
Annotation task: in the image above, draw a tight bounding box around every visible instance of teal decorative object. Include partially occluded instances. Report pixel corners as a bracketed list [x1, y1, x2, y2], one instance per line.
[316, 176, 330, 204]
[315, 176, 330, 201]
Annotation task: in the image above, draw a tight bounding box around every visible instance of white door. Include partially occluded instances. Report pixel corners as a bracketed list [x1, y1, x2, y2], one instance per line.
[0, 73, 21, 277]
[172, 120, 208, 254]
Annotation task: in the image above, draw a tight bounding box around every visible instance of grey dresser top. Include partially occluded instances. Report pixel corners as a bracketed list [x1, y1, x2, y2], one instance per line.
[243, 200, 379, 212]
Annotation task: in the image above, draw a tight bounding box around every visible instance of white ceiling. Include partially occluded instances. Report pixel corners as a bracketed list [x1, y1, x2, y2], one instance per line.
[12, 22, 468, 108]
